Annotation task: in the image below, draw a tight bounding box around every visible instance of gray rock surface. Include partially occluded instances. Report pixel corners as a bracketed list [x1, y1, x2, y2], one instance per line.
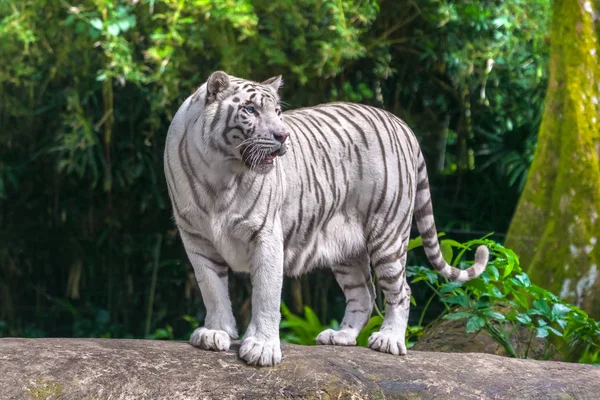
[1, 338, 598, 399]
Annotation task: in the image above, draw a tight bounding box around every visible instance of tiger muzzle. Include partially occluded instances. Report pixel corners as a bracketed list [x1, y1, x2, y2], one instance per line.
[273, 143, 287, 156]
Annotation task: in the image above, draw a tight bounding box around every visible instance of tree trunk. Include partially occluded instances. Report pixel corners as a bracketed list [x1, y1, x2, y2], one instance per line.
[506, 0, 600, 315]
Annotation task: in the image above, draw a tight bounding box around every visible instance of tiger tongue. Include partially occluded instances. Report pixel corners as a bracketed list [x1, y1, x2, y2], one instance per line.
[262, 154, 275, 164]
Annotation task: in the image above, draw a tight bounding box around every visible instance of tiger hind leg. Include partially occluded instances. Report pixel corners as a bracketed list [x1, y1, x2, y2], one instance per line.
[316, 253, 374, 346]
[368, 242, 410, 355]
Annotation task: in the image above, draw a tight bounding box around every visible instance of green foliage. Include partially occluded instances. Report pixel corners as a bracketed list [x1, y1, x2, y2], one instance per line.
[280, 302, 339, 345]
[407, 238, 600, 364]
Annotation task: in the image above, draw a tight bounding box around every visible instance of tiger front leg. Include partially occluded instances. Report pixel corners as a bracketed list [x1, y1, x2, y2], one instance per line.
[186, 251, 238, 352]
[239, 236, 284, 366]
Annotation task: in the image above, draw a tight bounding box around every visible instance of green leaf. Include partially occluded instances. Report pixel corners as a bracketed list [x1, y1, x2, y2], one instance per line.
[408, 233, 445, 252]
[487, 285, 504, 299]
[443, 294, 469, 308]
[357, 315, 383, 347]
[536, 326, 549, 338]
[483, 310, 505, 320]
[552, 303, 571, 318]
[407, 237, 423, 251]
[90, 18, 103, 31]
[533, 299, 551, 318]
[107, 23, 120, 36]
[466, 316, 485, 333]
[515, 313, 532, 325]
[514, 273, 531, 288]
[487, 265, 500, 281]
[440, 281, 463, 294]
[512, 291, 529, 309]
[503, 260, 514, 278]
[440, 240, 454, 264]
[546, 326, 563, 337]
[303, 306, 322, 329]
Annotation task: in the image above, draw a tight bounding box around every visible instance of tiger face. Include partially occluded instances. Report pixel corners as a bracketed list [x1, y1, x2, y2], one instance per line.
[203, 71, 289, 174]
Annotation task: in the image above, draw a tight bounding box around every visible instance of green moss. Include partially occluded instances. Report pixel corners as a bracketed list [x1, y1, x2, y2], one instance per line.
[25, 378, 64, 400]
[506, 1, 600, 316]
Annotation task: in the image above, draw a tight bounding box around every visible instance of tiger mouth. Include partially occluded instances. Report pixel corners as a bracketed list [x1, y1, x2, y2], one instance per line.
[261, 145, 286, 164]
[240, 143, 286, 169]
[260, 148, 284, 165]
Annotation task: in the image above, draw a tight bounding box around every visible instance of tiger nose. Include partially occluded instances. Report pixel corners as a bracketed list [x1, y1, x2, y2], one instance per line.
[274, 131, 289, 143]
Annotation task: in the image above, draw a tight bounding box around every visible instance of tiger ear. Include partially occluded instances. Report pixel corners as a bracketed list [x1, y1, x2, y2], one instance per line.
[207, 71, 230, 98]
[262, 75, 283, 92]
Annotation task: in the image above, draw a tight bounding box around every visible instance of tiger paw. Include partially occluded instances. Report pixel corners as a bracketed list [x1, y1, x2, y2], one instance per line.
[239, 336, 282, 366]
[316, 328, 357, 346]
[189, 327, 230, 352]
[368, 331, 407, 355]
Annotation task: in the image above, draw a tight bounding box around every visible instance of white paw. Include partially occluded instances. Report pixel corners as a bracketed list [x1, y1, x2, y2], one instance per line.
[368, 331, 407, 355]
[239, 336, 282, 367]
[316, 329, 357, 346]
[189, 327, 230, 351]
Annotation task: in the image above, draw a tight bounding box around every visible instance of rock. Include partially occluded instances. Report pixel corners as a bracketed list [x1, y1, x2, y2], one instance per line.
[1, 338, 598, 399]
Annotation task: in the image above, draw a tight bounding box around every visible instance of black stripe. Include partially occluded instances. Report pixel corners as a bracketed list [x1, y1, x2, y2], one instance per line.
[286, 119, 313, 191]
[178, 226, 209, 243]
[222, 105, 236, 145]
[417, 178, 429, 192]
[322, 150, 337, 193]
[449, 268, 461, 281]
[370, 114, 389, 215]
[249, 187, 273, 242]
[296, 181, 305, 233]
[373, 250, 402, 267]
[353, 144, 364, 180]
[421, 222, 437, 240]
[467, 267, 477, 280]
[284, 221, 296, 249]
[342, 282, 367, 291]
[190, 250, 228, 268]
[415, 197, 433, 217]
[177, 134, 208, 214]
[299, 112, 333, 149]
[210, 101, 223, 131]
[378, 269, 402, 284]
[310, 108, 356, 147]
[231, 176, 266, 226]
[329, 104, 370, 149]
[418, 158, 426, 174]
[306, 113, 345, 145]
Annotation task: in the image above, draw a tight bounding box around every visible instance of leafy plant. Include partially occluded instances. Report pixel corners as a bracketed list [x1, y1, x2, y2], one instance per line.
[280, 302, 339, 345]
[407, 237, 600, 364]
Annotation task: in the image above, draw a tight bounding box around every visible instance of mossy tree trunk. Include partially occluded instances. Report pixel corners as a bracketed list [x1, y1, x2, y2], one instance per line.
[506, 0, 600, 316]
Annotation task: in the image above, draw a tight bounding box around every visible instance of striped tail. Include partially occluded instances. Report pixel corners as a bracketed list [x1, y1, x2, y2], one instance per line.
[413, 151, 489, 282]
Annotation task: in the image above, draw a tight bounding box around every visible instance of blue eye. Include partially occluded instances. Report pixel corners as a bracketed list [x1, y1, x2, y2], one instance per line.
[245, 106, 255, 114]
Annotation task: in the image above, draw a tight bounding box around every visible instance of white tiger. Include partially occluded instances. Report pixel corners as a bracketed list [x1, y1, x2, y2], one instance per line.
[164, 71, 489, 367]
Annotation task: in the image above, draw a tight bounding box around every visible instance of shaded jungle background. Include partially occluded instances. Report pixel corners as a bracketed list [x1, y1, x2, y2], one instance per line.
[0, 0, 560, 342]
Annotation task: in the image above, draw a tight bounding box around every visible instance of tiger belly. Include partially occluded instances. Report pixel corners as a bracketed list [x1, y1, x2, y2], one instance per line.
[283, 212, 365, 276]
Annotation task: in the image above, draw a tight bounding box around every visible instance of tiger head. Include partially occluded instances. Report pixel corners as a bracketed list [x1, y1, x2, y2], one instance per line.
[201, 71, 288, 174]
